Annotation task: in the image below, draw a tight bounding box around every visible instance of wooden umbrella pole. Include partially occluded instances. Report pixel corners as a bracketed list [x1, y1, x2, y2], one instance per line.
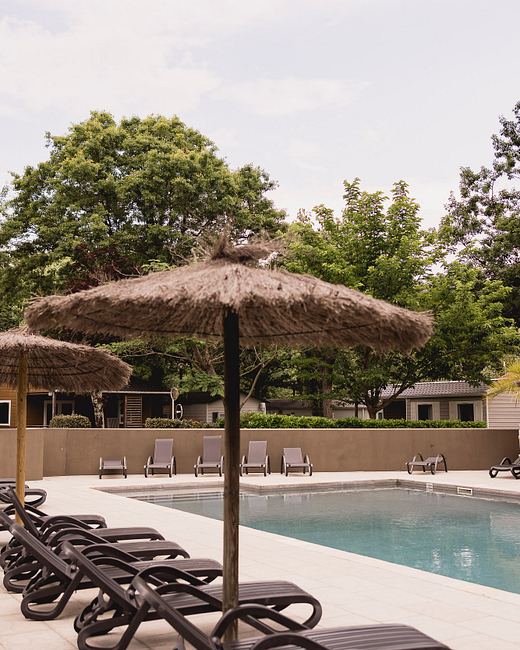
[16, 350, 28, 524]
[222, 309, 240, 640]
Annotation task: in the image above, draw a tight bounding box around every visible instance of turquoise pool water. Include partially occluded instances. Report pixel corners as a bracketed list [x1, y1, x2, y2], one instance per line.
[137, 488, 520, 595]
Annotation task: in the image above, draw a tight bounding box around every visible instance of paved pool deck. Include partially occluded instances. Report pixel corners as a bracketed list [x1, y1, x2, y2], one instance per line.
[2, 470, 520, 650]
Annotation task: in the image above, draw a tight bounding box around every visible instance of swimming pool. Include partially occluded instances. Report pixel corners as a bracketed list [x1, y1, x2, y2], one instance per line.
[136, 487, 520, 595]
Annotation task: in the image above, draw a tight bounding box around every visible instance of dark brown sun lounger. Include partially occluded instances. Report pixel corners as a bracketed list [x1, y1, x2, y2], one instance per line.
[6, 524, 222, 620]
[195, 436, 223, 476]
[489, 455, 520, 478]
[406, 453, 448, 475]
[0, 490, 173, 572]
[61, 541, 322, 650]
[133, 575, 451, 650]
[282, 448, 313, 476]
[144, 438, 176, 477]
[240, 441, 270, 476]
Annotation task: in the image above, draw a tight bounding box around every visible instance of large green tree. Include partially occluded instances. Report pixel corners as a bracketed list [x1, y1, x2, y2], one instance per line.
[440, 100, 520, 324]
[282, 179, 518, 417]
[0, 111, 286, 328]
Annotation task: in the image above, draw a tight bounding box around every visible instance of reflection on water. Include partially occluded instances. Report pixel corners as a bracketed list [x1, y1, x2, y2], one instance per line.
[139, 488, 520, 595]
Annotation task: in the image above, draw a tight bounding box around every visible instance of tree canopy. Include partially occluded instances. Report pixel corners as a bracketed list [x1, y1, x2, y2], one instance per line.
[440, 100, 520, 324]
[281, 179, 518, 417]
[0, 111, 286, 328]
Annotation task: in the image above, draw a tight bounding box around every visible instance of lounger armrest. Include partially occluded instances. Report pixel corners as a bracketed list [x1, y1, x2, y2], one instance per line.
[195, 455, 202, 467]
[145, 456, 153, 466]
[123, 456, 127, 467]
[500, 457, 512, 466]
[152, 580, 223, 609]
[80, 543, 141, 563]
[251, 633, 328, 650]
[137, 564, 206, 586]
[99, 457, 103, 470]
[39, 515, 102, 534]
[212, 603, 307, 639]
[241, 455, 247, 465]
[44, 525, 105, 546]
[304, 455, 312, 465]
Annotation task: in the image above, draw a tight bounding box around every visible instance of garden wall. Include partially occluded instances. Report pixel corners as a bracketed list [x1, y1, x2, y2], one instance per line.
[0, 426, 515, 480]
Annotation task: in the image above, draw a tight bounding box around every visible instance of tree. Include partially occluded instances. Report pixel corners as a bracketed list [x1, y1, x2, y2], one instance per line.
[485, 357, 520, 404]
[439, 100, 520, 324]
[282, 180, 518, 417]
[0, 111, 287, 324]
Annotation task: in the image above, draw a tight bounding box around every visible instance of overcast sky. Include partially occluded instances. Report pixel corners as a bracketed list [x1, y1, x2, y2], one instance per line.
[1, 0, 519, 229]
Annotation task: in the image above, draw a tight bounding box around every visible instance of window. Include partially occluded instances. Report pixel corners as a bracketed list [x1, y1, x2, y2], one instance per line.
[0, 401, 11, 426]
[418, 404, 432, 420]
[448, 400, 482, 422]
[458, 403, 475, 421]
[410, 401, 440, 421]
[44, 400, 74, 425]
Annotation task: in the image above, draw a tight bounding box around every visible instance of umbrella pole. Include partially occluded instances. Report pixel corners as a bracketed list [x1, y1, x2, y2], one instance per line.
[15, 351, 28, 524]
[222, 309, 240, 640]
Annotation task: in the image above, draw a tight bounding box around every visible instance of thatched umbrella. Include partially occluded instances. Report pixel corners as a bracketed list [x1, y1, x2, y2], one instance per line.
[0, 327, 132, 512]
[25, 239, 433, 620]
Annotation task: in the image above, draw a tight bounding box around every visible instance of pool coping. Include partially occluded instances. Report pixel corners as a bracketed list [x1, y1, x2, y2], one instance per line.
[98, 475, 520, 504]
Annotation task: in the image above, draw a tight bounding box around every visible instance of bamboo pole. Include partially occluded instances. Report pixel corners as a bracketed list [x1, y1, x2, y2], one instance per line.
[222, 309, 240, 640]
[15, 350, 28, 524]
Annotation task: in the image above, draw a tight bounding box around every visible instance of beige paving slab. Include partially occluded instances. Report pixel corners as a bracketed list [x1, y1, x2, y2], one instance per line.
[2, 470, 520, 650]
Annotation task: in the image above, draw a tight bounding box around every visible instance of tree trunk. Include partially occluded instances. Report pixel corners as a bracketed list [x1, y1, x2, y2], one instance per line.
[319, 349, 335, 419]
[91, 391, 105, 427]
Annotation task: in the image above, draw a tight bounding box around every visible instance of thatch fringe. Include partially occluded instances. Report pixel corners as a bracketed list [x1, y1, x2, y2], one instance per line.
[0, 327, 131, 392]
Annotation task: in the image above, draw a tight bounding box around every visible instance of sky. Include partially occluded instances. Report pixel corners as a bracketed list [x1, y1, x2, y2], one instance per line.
[0, 0, 519, 229]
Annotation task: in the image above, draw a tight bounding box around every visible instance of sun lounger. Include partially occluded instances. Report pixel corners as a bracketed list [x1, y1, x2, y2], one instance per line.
[0, 509, 193, 592]
[406, 453, 447, 474]
[281, 448, 313, 476]
[0, 485, 47, 517]
[240, 440, 270, 476]
[6, 524, 222, 619]
[61, 541, 322, 650]
[133, 575, 451, 650]
[195, 436, 223, 476]
[144, 438, 176, 477]
[489, 455, 520, 478]
[0, 489, 169, 571]
[100, 457, 127, 478]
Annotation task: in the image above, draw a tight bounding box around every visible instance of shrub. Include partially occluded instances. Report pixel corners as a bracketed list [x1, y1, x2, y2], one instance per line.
[239, 413, 486, 429]
[144, 418, 220, 429]
[49, 413, 92, 428]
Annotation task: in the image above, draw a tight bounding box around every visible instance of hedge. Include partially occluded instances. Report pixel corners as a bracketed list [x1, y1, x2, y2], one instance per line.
[49, 413, 92, 428]
[145, 418, 221, 429]
[239, 413, 487, 429]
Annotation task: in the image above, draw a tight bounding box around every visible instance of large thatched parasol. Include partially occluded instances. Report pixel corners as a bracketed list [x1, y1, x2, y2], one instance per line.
[0, 327, 132, 513]
[25, 238, 433, 622]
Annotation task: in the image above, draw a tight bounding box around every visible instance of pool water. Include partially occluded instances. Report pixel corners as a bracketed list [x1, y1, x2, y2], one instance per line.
[137, 488, 520, 595]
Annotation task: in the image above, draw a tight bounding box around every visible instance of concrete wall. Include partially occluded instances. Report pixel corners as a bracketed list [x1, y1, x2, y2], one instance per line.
[23, 426, 519, 478]
[0, 429, 44, 480]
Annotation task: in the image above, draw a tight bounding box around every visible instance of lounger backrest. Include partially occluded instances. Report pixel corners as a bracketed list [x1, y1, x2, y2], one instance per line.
[133, 575, 216, 650]
[61, 541, 133, 609]
[5, 487, 41, 537]
[203, 436, 222, 462]
[9, 523, 72, 582]
[284, 448, 304, 464]
[248, 441, 267, 463]
[154, 438, 174, 462]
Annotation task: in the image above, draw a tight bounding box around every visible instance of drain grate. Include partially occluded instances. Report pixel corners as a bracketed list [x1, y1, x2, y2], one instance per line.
[457, 486, 473, 496]
[425, 483, 434, 492]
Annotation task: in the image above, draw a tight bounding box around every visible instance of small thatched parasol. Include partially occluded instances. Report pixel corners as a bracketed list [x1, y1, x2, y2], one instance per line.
[25, 238, 433, 625]
[0, 327, 132, 514]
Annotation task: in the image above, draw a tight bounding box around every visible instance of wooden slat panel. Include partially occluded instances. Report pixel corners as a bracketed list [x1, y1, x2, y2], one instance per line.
[125, 395, 142, 428]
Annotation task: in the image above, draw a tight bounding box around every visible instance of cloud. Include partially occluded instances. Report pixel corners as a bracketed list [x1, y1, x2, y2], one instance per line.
[286, 139, 328, 173]
[224, 77, 366, 116]
[0, 14, 221, 117]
